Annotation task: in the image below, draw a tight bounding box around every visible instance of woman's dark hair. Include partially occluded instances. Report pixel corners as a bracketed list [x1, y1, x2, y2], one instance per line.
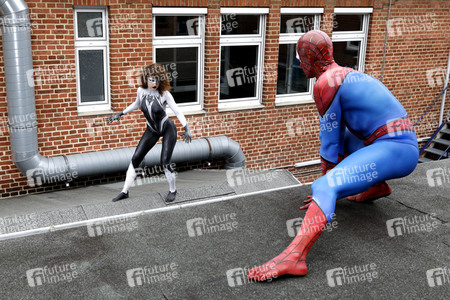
[140, 63, 171, 96]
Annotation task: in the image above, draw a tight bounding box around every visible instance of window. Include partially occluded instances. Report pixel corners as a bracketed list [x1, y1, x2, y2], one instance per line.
[153, 7, 207, 114]
[332, 8, 372, 72]
[74, 7, 111, 115]
[219, 8, 268, 111]
[276, 8, 323, 105]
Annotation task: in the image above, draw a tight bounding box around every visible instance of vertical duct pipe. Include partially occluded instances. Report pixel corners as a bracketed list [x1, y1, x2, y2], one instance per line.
[1, 0, 244, 185]
[439, 47, 450, 125]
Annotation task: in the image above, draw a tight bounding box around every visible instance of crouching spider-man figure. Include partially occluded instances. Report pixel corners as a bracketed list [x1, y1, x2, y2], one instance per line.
[248, 30, 418, 281]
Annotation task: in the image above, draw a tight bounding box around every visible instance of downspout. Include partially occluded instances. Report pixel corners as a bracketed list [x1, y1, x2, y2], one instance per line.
[380, 0, 392, 83]
[439, 47, 450, 125]
[1, 0, 244, 185]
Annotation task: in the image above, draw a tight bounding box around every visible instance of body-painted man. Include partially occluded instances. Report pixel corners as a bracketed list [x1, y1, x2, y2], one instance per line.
[248, 30, 418, 281]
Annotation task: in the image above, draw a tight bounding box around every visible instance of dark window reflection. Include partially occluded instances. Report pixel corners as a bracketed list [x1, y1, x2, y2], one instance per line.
[332, 41, 361, 69]
[334, 14, 362, 31]
[156, 47, 198, 104]
[220, 45, 259, 100]
[77, 12, 103, 38]
[277, 44, 309, 94]
[79, 50, 105, 102]
[280, 14, 315, 34]
[221, 14, 260, 35]
[155, 16, 200, 36]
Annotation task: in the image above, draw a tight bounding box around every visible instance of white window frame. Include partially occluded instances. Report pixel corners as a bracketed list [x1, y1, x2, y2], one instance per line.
[276, 7, 324, 106]
[218, 7, 268, 111]
[332, 7, 373, 72]
[74, 7, 111, 116]
[152, 8, 207, 115]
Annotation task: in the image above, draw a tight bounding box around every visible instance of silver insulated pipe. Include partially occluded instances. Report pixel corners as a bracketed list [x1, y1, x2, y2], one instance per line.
[1, 0, 245, 185]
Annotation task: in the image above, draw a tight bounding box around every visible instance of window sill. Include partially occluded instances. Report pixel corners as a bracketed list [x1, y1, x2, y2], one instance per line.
[167, 109, 207, 117]
[218, 103, 265, 112]
[295, 159, 321, 168]
[78, 109, 113, 117]
[275, 94, 315, 107]
[275, 100, 315, 107]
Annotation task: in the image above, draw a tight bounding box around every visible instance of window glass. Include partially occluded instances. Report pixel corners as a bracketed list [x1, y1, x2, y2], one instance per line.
[280, 14, 315, 34]
[277, 44, 308, 94]
[334, 14, 362, 31]
[79, 50, 105, 102]
[77, 12, 103, 38]
[220, 45, 259, 100]
[155, 16, 200, 36]
[221, 14, 260, 35]
[156, 47, 198, 104]
[333, 41, 361, 69]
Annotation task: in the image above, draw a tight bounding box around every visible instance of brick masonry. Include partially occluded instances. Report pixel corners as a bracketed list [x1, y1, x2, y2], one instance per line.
[0, 0, 449, 198]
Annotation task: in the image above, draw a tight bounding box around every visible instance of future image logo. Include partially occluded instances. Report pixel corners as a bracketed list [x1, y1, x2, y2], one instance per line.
[26, 264, 79, 287]
[387, 13, 436, 37]
[86, 216, 138, 237]
[386, 214, 439, 237]
[327, 163, 378, 188]
[226, 265, 277, 287]
[226, 268, 246, 287]
[86, 17, 103, 37]
[226, 66, 257, 87]
[285, 16, 314, 33]
[186, 213, 238, 237]
[226, 169, 278, 188]
[186, 17, 201, 35]
[387, 18, 404, 37]
[385, 118, 414, 138]
[426, 267, 449, 287]
[326, 263, 378, 287]
[26, 164, 78, 187]
[426, 167, 449, 187]
[126, 263, 179, 287]
[426, 67, 446, 88]
[0, 213, 38, 234]
[286, 214, 337, 237]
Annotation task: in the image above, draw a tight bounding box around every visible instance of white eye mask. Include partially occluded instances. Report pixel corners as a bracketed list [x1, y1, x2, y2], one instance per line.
[147, 77, 158, 85]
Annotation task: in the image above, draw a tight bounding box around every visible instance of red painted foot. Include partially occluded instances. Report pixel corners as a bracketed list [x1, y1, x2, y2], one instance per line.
[347, 181, 392, 203]
[247, 202, 327, 281]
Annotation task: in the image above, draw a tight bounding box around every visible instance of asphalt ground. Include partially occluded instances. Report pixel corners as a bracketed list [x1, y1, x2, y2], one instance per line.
[0, 162, 449, 299]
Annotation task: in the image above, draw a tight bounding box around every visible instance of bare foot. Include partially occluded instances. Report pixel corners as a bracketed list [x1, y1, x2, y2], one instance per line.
[247, 250, 308, 281]
[347, 181, 392, 202]
[247, 202, 326, 281]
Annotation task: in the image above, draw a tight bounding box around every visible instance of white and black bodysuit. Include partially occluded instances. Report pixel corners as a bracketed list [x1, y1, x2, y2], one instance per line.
[120, 87, 187, 196]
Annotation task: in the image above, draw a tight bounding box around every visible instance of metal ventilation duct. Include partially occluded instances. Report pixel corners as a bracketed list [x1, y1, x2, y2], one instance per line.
[1, 0, 245, 185]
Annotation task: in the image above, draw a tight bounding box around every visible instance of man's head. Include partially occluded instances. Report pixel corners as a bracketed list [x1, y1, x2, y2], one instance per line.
[296, 30, 335, 78]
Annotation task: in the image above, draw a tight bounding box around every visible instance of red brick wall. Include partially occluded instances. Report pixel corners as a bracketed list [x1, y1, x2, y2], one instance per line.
[0, 0, 449, 197]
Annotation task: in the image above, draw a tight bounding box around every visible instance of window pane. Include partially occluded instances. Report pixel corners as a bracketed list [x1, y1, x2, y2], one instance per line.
[220, 45, 259, 100]
[334, 14, 362, 31]
[77, 12, 103, 38]
[221, 14, 260, 35]
[280, 14, 315, 34]
[156, 47, 198, 104]
[79, 50, 105, 102]
[155, 16, 200, 36]
[277, 44, 309, 94]
[332, 41, 361, 69]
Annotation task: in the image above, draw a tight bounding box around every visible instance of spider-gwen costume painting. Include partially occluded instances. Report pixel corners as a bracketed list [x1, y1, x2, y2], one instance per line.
[248, 30, 418, 281]
[108, 63, 191, 203]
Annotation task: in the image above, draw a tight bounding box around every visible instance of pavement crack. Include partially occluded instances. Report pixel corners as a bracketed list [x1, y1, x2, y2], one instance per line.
[391, 198, 448, 224]
[80, 205, 88, 220]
